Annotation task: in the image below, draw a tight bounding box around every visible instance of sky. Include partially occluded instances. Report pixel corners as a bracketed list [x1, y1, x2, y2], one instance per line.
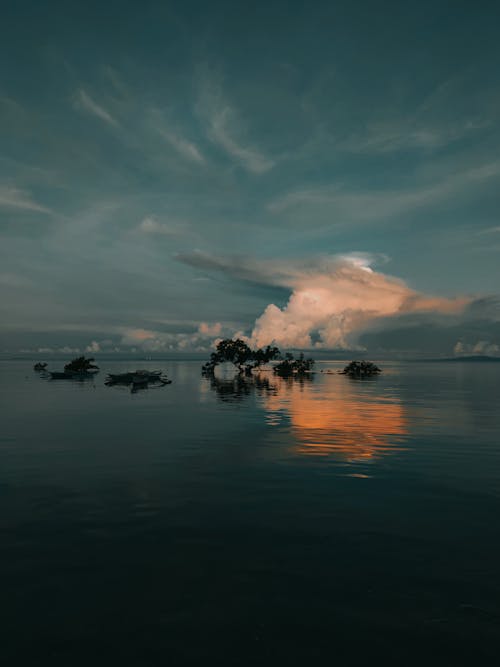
[1, 0, 500, 357]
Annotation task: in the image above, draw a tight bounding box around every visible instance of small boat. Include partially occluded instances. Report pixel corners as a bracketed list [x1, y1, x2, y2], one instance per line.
[34, 362, 47, 371]
[131, 373, 149, 386]
[50, 369, 99, 380]
[50, 371, 74, 379]
[106, 370, 164, 385]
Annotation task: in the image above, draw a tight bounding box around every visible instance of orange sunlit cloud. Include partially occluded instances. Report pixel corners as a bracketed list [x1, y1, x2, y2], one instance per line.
[247, 255, 469, 349]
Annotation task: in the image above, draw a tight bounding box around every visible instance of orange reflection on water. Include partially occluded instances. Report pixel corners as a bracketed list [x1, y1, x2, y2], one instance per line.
[262, 375, 408, 461]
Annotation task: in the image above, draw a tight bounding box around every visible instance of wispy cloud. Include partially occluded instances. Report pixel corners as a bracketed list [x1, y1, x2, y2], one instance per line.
[337, 76, 493, 155]
[0, 186, 52, 214]
[157, 128, 205, 164]
[268, 161, 500, 222]
[339, 116, 489, 155]
[138, 216, 183, 236]
[74, 88, 118, 126]
[477, 225, 500, 235]
[209, 105, 274, 173]
[200, 80, 274, 173]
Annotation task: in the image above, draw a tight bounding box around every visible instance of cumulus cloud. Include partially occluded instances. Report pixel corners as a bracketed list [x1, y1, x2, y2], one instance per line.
[119, 322, 227, 352]
[85, 340, 101, 353]
[179, 251, 470, 349]
[198, 322, 222, 336]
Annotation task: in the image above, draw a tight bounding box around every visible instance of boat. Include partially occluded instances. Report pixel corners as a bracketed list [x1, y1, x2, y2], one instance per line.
[50, 369, 99, 380]
[50, 371, 72, 379]
[34, 362, 47, 371]
[106, 370, 164, 385]
[131, 374, 149, 386]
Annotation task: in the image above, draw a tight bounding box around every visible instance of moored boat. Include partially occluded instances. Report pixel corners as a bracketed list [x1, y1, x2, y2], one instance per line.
[50, 369, 99, 380]
[106, 370, 164, 385]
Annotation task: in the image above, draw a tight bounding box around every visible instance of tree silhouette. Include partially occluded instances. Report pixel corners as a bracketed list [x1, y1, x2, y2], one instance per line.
[202, 339, 281, 376]
[340, 360, 381, 377]
[64, 356, 99, 373]
[273, 352, 314, 377]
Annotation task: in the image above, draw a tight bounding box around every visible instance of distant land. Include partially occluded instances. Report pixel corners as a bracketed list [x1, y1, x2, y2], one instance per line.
[421, 355, 500, 363]
[1, 352, 499, 363]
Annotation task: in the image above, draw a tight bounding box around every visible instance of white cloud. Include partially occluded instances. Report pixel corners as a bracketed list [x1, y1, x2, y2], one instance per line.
[74, 88, 118, 126]
[0, 186, 52, 214]
[158, 128, 205, 164]
[138, 216, 178, 236]
[85, 340, 101, 353]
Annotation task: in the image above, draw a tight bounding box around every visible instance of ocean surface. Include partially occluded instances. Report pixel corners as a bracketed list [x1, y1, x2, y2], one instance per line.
[1, 359, 499, 665]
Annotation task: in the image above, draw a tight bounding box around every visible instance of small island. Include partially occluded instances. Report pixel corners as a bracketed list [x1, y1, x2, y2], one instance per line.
[340, 360, 382, 378]
[202, 339, 314, 378]
[49, 356, 100, 379]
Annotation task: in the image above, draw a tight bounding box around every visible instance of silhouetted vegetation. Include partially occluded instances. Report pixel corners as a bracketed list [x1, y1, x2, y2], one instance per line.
[273, 353, 314, 377]
[340, 360, 381, 377]
[202, 339, 281, 376]
[64, 356, 99, 373]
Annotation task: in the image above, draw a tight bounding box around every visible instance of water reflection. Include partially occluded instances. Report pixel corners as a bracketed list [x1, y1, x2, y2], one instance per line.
[206, 371, 408, 462]
[206, 372, 276, 403]
[263, 375, 408, 460]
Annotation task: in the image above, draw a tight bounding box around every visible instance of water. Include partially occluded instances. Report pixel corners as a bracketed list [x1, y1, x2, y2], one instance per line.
[1, 360, 499, 665]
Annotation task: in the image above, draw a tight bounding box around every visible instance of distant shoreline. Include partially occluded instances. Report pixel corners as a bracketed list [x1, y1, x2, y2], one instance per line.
[1, 353, 500, 364]
[416, 355, 500, 363]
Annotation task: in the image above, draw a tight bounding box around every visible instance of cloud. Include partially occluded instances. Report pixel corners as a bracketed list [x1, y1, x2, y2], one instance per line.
[200, 81, 274, 173]
[335, 75, 494, 155]
[454, 340, 499, 356]
[209, 106, 274, 173]
[138, 216, 178, 236]
[179, 251, 470, 349]
[157, 128, 205, 164]
[0, 186, 52, 214]
[74, 88, 118, 126]
[119, 322, 227, 352]
[268, 161, 500, 223]
[198, 321, 222, 336]
[477, 226, 500, 235]
[85, 340, 101, 353]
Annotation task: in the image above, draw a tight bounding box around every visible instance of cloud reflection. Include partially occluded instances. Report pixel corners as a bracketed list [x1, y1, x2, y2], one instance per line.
[206, 370, 408, 462]
[263, 376, 408, 460]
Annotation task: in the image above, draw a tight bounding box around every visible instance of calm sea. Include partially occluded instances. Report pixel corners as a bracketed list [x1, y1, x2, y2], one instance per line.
[1, 359, 499, 665]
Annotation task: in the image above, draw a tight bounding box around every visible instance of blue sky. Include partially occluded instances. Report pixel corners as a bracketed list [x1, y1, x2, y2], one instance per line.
[1, 1, 499, 355]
